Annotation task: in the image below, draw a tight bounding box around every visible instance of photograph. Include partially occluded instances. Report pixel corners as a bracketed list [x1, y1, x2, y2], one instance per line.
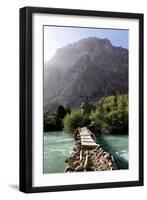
[43, 26, 129, 174]
[20, 7, 143, 192]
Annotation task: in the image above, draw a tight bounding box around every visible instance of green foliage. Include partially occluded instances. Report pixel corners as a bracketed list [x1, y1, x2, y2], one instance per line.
[44, 95, 128, 134]
[56, 105, 66, 129]
[64, 110, 89, 133]
[90, 94, 128, 134]
[65, 107, 71, 115]
[56, 105, 66, 119]
[44, 105, 68, 131]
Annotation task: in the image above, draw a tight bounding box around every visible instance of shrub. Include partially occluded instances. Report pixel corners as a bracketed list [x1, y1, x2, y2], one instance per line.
[64, 110, 89, 133]
[90, 94, 128, 134]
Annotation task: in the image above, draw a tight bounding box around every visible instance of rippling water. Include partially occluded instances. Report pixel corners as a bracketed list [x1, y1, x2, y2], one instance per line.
[96, 133, 129, 169]
[43, 131, 74, 173]
[44, 131, 128, 173]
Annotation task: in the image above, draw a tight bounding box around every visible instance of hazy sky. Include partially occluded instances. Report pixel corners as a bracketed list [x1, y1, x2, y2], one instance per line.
[44, 26, 128, 62]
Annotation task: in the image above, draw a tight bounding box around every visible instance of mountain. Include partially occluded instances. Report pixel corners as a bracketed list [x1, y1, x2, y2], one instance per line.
[44, 37, 128, 113]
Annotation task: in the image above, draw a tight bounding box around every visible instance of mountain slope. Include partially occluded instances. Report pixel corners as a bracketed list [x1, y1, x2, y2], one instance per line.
[44, 37, 128, 112]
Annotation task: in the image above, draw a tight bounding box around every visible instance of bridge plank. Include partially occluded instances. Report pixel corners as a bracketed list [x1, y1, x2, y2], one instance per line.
[79, 127, 98, 147]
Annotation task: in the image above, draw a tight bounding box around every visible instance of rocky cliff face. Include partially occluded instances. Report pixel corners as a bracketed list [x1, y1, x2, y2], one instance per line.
[44, 37, 128, 112]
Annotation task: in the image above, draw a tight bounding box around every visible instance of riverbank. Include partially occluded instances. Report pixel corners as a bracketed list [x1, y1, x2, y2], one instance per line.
[65, 127, 117, 172]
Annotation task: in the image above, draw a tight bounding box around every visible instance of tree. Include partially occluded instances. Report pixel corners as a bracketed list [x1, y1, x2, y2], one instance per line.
[56, 105, 66, 129]
[90, 94, 128, 134]
[64, 110, 89, 133]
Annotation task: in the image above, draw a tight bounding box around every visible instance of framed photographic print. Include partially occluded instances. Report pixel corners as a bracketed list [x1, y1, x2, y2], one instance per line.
[19, 6, 144, 193]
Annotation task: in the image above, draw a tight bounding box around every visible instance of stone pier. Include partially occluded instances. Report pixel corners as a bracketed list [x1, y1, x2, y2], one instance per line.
[65, 127, 117, 172]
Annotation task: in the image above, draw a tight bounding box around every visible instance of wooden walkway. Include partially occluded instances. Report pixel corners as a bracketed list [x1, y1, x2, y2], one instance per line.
[79, 127, 98, 148]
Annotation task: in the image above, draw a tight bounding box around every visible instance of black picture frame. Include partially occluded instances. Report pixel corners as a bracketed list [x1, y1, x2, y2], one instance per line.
[19, 6, 144, 193]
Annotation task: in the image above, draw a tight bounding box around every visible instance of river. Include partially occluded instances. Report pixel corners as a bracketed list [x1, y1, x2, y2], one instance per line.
[43, 131, 74, 173]
[96, 133, 128, 169]
[43, 131, 128, 173]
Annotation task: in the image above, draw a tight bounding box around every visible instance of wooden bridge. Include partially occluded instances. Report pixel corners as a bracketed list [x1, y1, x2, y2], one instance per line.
[78, 127, 98, 148]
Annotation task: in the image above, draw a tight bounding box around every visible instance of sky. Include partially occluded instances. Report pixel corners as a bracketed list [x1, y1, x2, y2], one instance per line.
[44, 26, 128, 62]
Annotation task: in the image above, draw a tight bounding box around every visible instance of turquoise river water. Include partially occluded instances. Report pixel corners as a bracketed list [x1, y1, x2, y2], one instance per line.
[43, 131, 128, 173]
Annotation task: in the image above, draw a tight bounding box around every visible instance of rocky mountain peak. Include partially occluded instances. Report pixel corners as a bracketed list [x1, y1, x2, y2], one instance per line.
[44, 37, 128, 113]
